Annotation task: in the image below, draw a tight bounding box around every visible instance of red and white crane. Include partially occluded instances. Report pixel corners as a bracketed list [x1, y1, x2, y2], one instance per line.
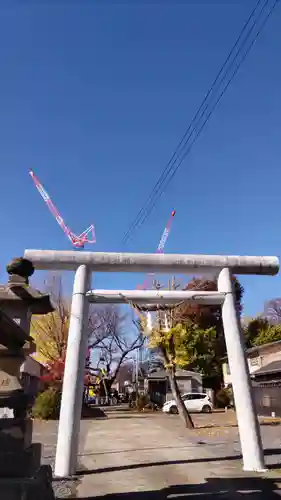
[137, 210, 176, 290]
[29, 169, 96, 249]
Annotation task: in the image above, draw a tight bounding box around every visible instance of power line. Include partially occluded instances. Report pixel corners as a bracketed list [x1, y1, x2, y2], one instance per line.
[122, 0, 278, 245]
[122, 0, 264, 244]
[133, 0, 278, 228]
[128, 0, 272, 233]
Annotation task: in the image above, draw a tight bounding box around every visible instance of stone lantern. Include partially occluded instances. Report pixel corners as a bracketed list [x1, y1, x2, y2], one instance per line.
[0, 257, 55, 498]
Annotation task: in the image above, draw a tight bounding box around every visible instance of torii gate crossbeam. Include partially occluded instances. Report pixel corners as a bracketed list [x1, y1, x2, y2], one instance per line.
[86, 289, 225, 304]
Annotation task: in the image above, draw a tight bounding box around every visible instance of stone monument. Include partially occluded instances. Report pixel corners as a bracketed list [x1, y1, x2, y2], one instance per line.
[0, 257, 55, 499]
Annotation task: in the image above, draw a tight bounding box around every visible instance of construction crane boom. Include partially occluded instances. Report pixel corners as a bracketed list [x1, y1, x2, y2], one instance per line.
[29, 169, 96, 249]
[137, 210, 176, 290]
[156, 209, 176, 253]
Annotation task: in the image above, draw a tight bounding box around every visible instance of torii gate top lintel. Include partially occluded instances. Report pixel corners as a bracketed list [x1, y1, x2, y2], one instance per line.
[23, 250, 279, 276]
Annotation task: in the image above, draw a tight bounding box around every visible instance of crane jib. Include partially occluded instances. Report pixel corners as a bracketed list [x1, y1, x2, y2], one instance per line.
[158, 228, 170, 251]
[37, 184, 50, 203]
[137, 210, 176, 289]
[29, 169, 96, 248]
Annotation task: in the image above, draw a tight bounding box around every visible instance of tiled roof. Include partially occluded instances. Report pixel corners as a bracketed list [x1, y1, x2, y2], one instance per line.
[251, 360, 281, 377]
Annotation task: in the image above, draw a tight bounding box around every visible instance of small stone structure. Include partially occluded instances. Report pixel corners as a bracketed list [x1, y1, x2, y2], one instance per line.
[145, 369, 203, 406]
[0, 258, 55, 499]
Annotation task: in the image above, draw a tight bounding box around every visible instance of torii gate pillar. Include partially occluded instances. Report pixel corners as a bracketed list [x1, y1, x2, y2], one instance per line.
[54, 265, 91, 478]
[218, 268, 265, 471]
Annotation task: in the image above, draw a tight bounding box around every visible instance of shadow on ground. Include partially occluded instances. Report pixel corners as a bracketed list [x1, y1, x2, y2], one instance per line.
[82, 407, 108, 419]
[104, 414, 159, 420]
[67, 477, 281, 499]
[196, 422, 281, 430]
[52, 450, 281, 498]
[75, 448, 281, 476]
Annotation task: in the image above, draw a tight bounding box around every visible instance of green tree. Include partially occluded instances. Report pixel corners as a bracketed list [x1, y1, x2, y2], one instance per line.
[254, 324, 281, 346]
[174, 276, 244, 389]
[245, 316, 281, 347]
[244, 316, 269, 348]
[179, 321, 218, 377]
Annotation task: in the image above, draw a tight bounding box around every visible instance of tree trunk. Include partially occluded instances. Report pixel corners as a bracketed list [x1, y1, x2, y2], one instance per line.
[102, 378, 110, 405]
[167, 368, 194, 429]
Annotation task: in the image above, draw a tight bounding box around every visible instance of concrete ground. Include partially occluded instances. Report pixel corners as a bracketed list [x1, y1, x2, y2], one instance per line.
[33, 410, 281, 499]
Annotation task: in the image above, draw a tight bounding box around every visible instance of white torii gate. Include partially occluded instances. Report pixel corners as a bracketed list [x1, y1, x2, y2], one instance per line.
[24, 250, 279, 477]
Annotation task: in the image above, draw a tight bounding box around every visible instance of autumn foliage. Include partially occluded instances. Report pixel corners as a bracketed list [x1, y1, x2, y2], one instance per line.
[174, 276, 244, 327]
[41, 349, 91, 387]
[40, 356, 65, 384]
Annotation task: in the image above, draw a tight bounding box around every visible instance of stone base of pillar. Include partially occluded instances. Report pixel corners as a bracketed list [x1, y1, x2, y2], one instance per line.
[0, 417, 33, 452]
[0, 442, 41, 478]
[0, 465, 54, 500]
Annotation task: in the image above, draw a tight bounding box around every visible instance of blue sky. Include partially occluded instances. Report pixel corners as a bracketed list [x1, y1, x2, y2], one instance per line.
[0, 0, 281, 316]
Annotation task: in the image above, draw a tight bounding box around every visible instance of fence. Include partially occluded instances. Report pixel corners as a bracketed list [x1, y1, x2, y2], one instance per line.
[252, 381, 281, 417]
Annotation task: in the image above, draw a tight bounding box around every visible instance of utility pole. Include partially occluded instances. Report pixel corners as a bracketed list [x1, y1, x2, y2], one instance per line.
[153, 278, 164, 330]
[152, 276, 182, 330]
[168, 276, 181, 328]
[135, 348, 139, 403]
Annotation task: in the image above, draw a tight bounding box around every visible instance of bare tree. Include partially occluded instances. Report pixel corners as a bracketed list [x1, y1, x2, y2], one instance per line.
[263, 298, 281, 325]
[115, 362, 134, 386]
[88, 305, 122, 349]
[31, 274, 113, 365]
[31, 275, 143, 399]
[89, 305, 144, 396]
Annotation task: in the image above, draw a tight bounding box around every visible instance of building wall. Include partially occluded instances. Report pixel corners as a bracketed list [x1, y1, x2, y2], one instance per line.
[222, 342, 281, 387]
[167, 377, 192, 397]
[148, 380, 167, 406]
[253, 381, 281, 417]
[20, 355, 45, 401]
[166, 376, 202, 401]
[147, 373, 202, 405]
[222, 359, 260, 387]
[252, 343, 281, 368]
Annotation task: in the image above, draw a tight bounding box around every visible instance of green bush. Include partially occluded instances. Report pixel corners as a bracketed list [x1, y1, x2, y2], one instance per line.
[215, 388, 231, 408]
[32, 387, 61, 420]
[135, 394, 157, 411]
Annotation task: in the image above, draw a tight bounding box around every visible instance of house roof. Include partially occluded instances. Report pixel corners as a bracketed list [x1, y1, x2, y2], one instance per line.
[146, 369, 202, 380]
[221, 339, 281, 362]
[246, 339, 281, 355]
[30, 352, 49, 367]
[20, 354, 45, 377]
[251, 360, 281, 377]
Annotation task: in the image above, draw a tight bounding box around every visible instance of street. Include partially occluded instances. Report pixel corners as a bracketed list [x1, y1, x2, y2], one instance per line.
[32, 410, 281, 499]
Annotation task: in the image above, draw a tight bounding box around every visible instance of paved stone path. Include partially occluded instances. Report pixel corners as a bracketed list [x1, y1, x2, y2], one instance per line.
[33, 411, 281, 499]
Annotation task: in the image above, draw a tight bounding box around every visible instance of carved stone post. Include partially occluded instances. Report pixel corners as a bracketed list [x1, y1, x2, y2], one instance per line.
[0, 258, 55, 498]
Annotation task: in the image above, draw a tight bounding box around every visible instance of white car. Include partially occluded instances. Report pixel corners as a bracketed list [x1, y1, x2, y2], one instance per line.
[162, 392, 213, 414]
